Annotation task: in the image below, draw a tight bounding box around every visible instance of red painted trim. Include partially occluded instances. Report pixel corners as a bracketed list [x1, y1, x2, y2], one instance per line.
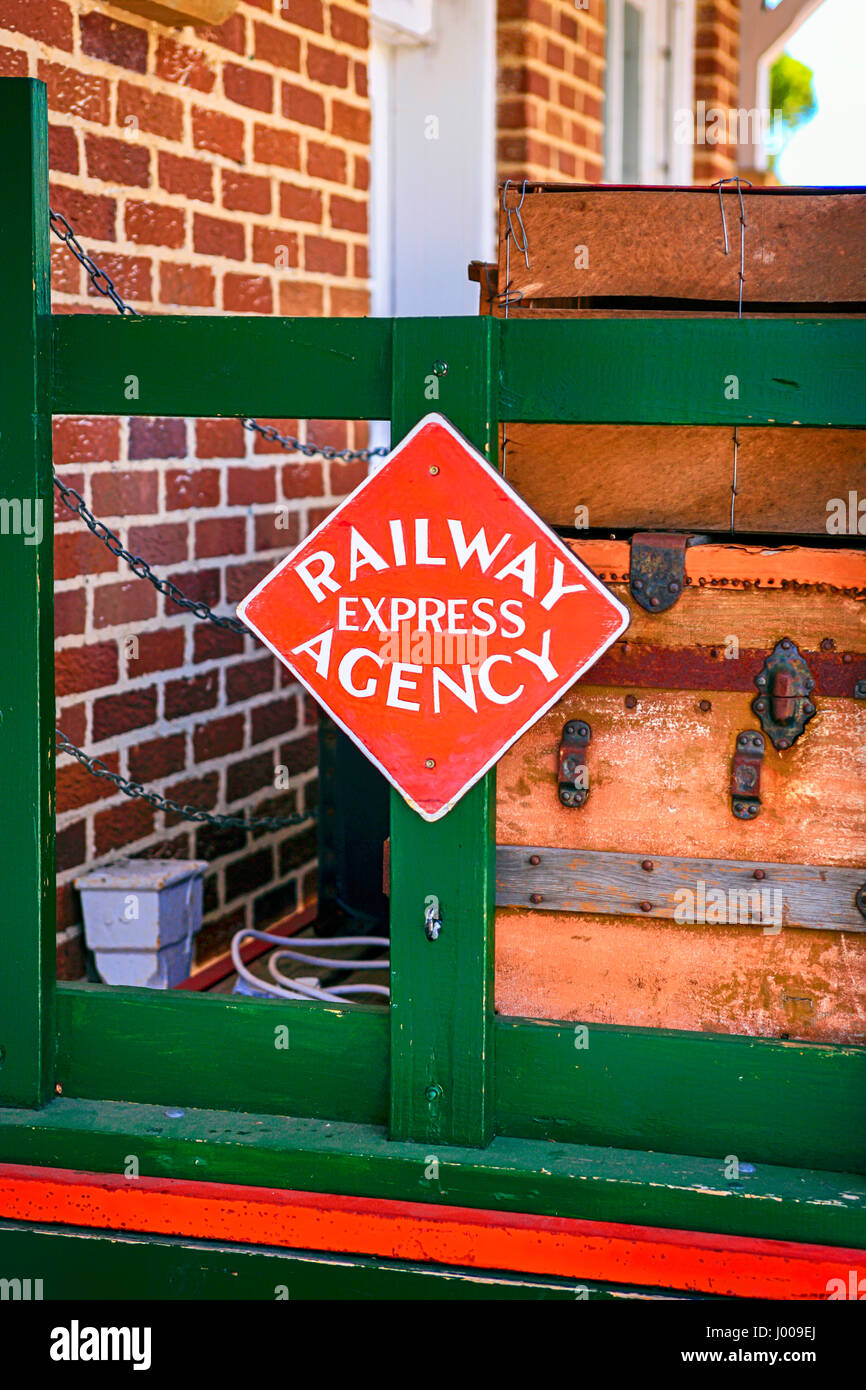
[0, 1164, 862, 1299]
[174, 903, 317, 991]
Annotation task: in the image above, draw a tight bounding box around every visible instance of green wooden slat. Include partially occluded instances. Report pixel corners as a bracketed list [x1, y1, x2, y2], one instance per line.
[499, 318, 866, 425]
[0, 79, 55, 1107]
[495, 1017, 866, 1174]
[1, 1098, 863, 1248]
[0, 1224, 659, 1299]
[51, 314, 394, 419]
[56, 983, 388, 1124]
[388, 318, 499, 1148]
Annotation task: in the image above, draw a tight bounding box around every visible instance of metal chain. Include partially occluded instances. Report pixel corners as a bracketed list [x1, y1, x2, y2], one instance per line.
[49, 209, 143, 318]
[56, 730, 310, 831]
[53, 475, 249, 636]
[49, 207, 386, 463]
[49, 210, 317, 829]
[241, 416, 387, 463]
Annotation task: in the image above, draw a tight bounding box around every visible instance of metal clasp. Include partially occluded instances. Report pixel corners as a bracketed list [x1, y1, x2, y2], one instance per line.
[559, 720, 591, 807]
[731, 730, 765, 819]
[753, 638, 816, 750]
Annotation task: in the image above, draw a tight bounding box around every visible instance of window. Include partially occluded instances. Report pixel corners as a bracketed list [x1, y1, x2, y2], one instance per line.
[605, 0, 696, 184]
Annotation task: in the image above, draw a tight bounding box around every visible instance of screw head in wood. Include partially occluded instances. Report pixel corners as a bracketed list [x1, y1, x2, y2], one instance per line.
[641, 860, 654, 872]
[530, 893, 543, 905]
[754, 869, 765, 880]
[529, 854, 541, 866]
[639, 901, 652, 913]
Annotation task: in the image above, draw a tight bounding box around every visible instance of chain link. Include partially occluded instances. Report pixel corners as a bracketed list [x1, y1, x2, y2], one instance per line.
[53, 475, 249, 635]
[49, 207, 387, 463]
[49, 209, 321, 829]
[56, 730, 310, 831]
[50, 209, 143, 318]
[241, 416, 387, 463]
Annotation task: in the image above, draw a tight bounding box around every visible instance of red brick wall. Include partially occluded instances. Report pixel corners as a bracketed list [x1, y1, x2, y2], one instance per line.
[0, 0, 371, 978]
[693, 0, 740, 182]
[497, 0, 606, 184]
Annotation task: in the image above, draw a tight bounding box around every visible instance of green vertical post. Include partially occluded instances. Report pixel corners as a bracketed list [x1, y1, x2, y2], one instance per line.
[0, 78, 55, 1105]
[388, 317, 498, 1148]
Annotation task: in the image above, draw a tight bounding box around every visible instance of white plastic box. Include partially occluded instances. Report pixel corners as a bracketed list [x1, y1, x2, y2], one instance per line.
[75, 858, 208, 988]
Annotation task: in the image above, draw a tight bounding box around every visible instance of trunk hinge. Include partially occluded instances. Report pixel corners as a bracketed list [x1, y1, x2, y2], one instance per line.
[629, 533, 706, 613]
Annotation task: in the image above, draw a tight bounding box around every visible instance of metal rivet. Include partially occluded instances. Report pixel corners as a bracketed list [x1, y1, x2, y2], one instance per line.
[754, 869, 765, 881]
[650, 596, 660, 608]
[529, 854, 541, 866]
[820, 638, 835, 651]
[530, 893, 543, 905]
[625, 694, 638, 709]
[781, 638, 792, 649]
[777, 738, 790, 750]
[754, 699, 766, 711]
[699, 699, 711, 712]
[432, 361, 448, 377]
[425, 758, 435, 768]
[632, 579, 643, 591]
[843, 652, 853, 664]
[425, 1084, 443, 1102]
[639, 901, 652, 913]
[641, 860, 654, 872]
[429, 465, 439, 475]
[668, 581, 679, 593]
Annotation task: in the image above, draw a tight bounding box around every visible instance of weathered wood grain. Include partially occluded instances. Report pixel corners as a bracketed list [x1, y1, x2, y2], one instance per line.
[495, 908, 865, 1044]
[503, 424, 866, 534]
[496, 686, 866, 865]
[495, 846, 866, 932]
[500, 188, 866, 304]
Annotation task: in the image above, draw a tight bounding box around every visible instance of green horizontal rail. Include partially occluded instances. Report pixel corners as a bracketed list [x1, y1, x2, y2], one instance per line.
[56, 984, 388, 1126]
[55, 986, 865, 1174]
[499, 317, 866, 426]
[495, 1018, 866, 1174]
[0, 1225, 651, 1300]
[51, 314, 394, 420]
[51, 314, 866, 428]
[1, 1097, 863, 1248]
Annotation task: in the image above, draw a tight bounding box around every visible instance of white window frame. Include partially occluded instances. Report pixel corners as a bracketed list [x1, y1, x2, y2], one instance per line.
[605, 0, 695, 185]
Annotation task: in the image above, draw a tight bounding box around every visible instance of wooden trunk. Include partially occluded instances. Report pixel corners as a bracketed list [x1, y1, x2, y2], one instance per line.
[483, 186, 866, 1046]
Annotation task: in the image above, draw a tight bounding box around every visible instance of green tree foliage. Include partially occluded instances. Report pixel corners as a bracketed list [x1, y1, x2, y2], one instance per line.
[768, 53, 817, 170]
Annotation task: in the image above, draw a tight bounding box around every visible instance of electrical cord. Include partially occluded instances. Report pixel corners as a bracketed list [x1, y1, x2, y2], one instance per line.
[230, 928, 389, 1002]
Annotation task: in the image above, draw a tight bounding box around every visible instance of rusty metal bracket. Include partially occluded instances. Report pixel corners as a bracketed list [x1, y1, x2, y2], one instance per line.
[731, 730, 765, 820]
[752, 638, 816, 750]
[559, 719, 590, 807]
[629, 534, 704, 614]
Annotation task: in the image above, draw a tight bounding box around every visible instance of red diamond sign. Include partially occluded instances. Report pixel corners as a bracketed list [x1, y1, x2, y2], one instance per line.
[238, 414, 629, 821]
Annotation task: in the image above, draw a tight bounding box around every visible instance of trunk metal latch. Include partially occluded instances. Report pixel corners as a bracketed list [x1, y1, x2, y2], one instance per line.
[559, 720, 590, 807]
[629, 533, 707, 614]
[731, 731, 765, 819]
[753, 638, 817, 749]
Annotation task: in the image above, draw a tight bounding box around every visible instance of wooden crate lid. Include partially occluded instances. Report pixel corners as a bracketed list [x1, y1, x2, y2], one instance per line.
[495, 185, 866, 309]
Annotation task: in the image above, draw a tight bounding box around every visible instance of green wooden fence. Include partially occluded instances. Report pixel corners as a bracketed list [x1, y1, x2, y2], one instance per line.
[1, 78, 865, 1252]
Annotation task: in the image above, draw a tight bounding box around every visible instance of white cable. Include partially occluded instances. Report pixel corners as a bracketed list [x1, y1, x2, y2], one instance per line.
[230, 928, 389, 1002]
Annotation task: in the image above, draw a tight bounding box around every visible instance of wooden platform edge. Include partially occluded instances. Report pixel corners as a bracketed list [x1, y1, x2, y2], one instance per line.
[0, 1163, 863, 1300]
